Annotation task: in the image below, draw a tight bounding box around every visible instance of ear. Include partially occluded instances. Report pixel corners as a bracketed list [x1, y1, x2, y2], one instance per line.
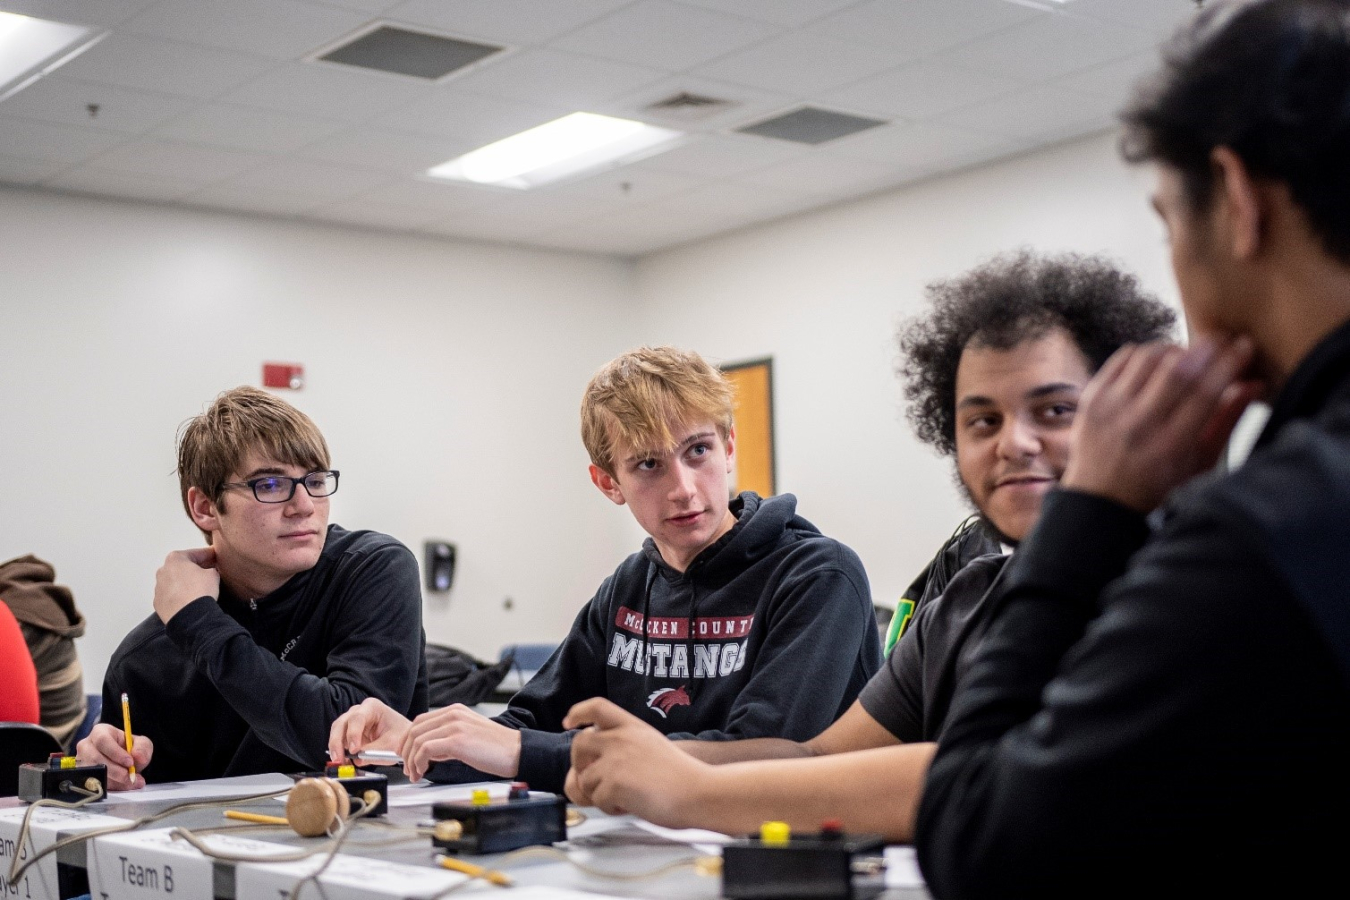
[589, 464, 627, 506]
[187, 486, 222, 535]
[1211, 146, 1263, 261]
[723, 426, 736, 473]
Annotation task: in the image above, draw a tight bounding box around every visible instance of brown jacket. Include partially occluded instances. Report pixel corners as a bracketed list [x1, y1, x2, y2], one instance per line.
[0, 555, 87, 750]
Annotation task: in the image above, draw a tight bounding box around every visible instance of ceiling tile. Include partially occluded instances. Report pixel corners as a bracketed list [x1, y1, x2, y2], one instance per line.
[625, 133, 810, 178]
[669, 0, 861, 28]
[826, 119, 1011, 171]
[736, 151, 911, 197]
[295, 127, 456, 172]
[0, 117, 128, 164]
[694, 31, 899, 94]
[81, 139, 273, 180]
[938, 11, 1162, 84]
[449, 47, 668, 107]
[387, 0, 630, 45]
[0, 152, 70, 184]
[150, 102, 350, 153]
[553, 1, 779, 71]
[936, 84, 1118, 142]
[221, 158, 393, 199]
[305, 0, 401, 14]
[0, 0, 160, 27]
[122, 0, 372, 60]
[54, 32, 278, 99]
[822, 60, 1022, 121]
[806, 0, 1042, 57]
[366, 90, 558, 150]
[598, 74, 794, 132]
[45, 166, 210, 201]
[182, 182, 324, 217]
[0, 76, 196, 134]
[1066, 0, 1200, 38]
[220, 61, 435, 121]
[1063, 50, 1163, 106]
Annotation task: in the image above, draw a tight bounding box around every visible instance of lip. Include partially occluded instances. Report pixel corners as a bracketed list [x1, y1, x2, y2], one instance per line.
[993, 475, 1056, 490]
[279, 530, 319, 540]
[667, 510, 705, 527]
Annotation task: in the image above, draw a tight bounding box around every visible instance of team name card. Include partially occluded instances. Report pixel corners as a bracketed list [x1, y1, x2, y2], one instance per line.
[237, 853, 467, 899]
[0, 807, 131, 900]
[89, 827, 299, 900]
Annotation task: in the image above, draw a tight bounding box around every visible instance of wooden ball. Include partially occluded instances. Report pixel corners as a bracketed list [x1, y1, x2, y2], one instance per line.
[287, 778, 340, 837]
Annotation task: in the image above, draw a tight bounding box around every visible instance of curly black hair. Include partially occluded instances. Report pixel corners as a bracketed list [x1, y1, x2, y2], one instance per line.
[898, 251, 1176, 456]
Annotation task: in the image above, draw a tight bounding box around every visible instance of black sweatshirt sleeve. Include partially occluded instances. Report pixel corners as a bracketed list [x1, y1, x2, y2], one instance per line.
[492, 591, 613, 792]
[162, 541, 424, 769]
[913, 488, 1314, 897]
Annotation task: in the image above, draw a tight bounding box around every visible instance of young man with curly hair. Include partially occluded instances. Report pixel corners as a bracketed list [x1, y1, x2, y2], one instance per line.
[78, 387, 428, 788]
[562, 252, 1173, 837]
[330, 346, 880, 794]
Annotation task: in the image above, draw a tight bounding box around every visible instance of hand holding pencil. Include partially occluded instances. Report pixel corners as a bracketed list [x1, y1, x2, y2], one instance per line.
[74, 712, 154, 791]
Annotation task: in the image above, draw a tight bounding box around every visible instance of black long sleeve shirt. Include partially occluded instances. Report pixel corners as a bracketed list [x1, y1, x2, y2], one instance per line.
[917, 320, 1350, 898]
[103, 525, 429, 781]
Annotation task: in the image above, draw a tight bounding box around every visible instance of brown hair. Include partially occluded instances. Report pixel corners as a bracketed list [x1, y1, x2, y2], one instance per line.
[581, 346, 734, 477]
[177, 386, 330, 523]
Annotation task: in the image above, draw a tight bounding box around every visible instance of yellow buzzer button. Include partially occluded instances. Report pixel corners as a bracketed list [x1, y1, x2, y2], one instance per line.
[760, 821, 790, 846]
[471, 789, 491, 807]
[336, 764, 356, 779]
[60, 756, 78, 769]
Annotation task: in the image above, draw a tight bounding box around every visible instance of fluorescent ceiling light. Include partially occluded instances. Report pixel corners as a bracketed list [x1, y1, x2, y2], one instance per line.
[0, 12, 105, 103]
[426, 112, 683, 189]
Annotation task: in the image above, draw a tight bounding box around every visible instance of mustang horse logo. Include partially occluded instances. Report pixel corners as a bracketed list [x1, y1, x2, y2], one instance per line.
[646, 685, 691, 718]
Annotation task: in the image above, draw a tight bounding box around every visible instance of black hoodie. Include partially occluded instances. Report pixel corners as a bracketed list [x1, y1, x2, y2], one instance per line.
[432, 492, 881, 792]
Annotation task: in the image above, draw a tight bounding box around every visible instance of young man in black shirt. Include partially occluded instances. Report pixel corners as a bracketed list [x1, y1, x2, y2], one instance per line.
[78, 387, 428, 787]
[915, 2, 1350, 894]
[561, 254, 1173, 836]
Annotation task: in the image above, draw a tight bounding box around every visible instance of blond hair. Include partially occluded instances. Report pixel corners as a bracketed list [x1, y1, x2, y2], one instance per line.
[581, 346, 734, 477]
[177, 386, 330, 523]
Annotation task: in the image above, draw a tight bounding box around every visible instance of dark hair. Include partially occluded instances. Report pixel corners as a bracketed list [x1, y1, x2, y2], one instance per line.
[1122, 0, 1350, 263]
[898, 251, 1176, 455]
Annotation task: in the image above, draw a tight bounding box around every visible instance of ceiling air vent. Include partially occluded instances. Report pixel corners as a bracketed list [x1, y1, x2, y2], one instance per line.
[737, 106, 886, 145]
[313, 24, 504, 81]
[643, 91, 736, 121]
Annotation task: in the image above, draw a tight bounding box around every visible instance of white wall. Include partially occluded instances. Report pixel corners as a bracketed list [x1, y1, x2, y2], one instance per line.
[632, 129, 1180, 607]
[0, 186, 642, 688]
[1, 128, 1186, 693]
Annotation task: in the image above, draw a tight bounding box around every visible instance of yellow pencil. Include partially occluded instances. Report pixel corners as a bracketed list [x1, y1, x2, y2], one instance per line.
[437, 855, 513, 887]
[120, 692, 135, 778]
[224, 810, 290, 826]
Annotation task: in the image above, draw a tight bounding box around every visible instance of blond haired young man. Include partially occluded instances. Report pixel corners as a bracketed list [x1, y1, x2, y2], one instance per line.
[332, 346, 879, 793]
[79, 387, 427, 788]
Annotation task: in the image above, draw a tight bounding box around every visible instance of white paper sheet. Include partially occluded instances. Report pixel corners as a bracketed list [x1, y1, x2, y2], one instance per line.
[884, 845, 926, 888]
[103, 774, 295, 804]
[383, 780, 512, 808]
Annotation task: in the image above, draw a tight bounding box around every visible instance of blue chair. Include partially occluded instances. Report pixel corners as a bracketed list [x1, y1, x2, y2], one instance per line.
[495, 643, 559, 698]
[71, 693, 102, 748]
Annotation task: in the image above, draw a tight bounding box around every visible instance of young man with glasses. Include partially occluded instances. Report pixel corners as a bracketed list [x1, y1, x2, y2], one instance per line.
[78, 387, 428, 788]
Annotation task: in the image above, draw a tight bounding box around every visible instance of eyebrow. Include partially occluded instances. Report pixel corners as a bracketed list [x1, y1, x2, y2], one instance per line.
[622, 431, 716, 466]
[242, 466, 289, 479]
[956, 382, 1081, 411]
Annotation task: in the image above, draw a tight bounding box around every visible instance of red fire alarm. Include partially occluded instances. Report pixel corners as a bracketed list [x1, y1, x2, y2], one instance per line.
[263, 363, 304, 390]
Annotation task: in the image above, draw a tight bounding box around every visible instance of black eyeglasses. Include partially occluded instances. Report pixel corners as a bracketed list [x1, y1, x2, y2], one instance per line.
[222, 470, 340, 503]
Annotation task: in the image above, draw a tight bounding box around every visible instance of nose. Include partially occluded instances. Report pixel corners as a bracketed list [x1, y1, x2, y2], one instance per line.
[997, 415, 1041, 460]
[667, 459, 697, 502]
[285, 484, 316, 516]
